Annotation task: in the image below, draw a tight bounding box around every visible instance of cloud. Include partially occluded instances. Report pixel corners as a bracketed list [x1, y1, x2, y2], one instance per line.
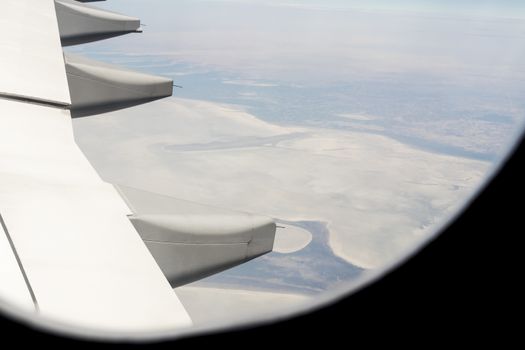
[73, 97, 489, 268]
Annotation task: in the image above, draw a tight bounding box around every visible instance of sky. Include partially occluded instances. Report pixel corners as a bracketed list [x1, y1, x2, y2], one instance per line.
[100, 0, 525, 20]
[70, 0, 525, 327]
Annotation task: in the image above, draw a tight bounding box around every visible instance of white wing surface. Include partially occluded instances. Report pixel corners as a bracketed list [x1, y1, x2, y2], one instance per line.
[0, 0, 192, 333]
[0, 1, 70, 105]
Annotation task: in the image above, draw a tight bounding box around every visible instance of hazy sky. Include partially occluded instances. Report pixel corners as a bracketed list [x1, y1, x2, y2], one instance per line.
[102, 0, 525, 19]
[95, 0, 525, 84]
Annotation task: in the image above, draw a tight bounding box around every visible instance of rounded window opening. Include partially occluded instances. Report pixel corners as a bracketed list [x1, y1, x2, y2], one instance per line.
[1, 0, 524, 341]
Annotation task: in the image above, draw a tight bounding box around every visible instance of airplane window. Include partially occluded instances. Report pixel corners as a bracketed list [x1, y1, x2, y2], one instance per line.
[1, 0, 523, 342]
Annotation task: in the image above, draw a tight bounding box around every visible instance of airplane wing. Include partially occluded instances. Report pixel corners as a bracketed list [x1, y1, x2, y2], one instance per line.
[0, 0, 275, 335]
[0, 0, 191, 333]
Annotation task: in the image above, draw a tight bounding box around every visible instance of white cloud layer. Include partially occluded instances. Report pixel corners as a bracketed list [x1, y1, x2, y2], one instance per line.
[74, 98, 489, 268]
